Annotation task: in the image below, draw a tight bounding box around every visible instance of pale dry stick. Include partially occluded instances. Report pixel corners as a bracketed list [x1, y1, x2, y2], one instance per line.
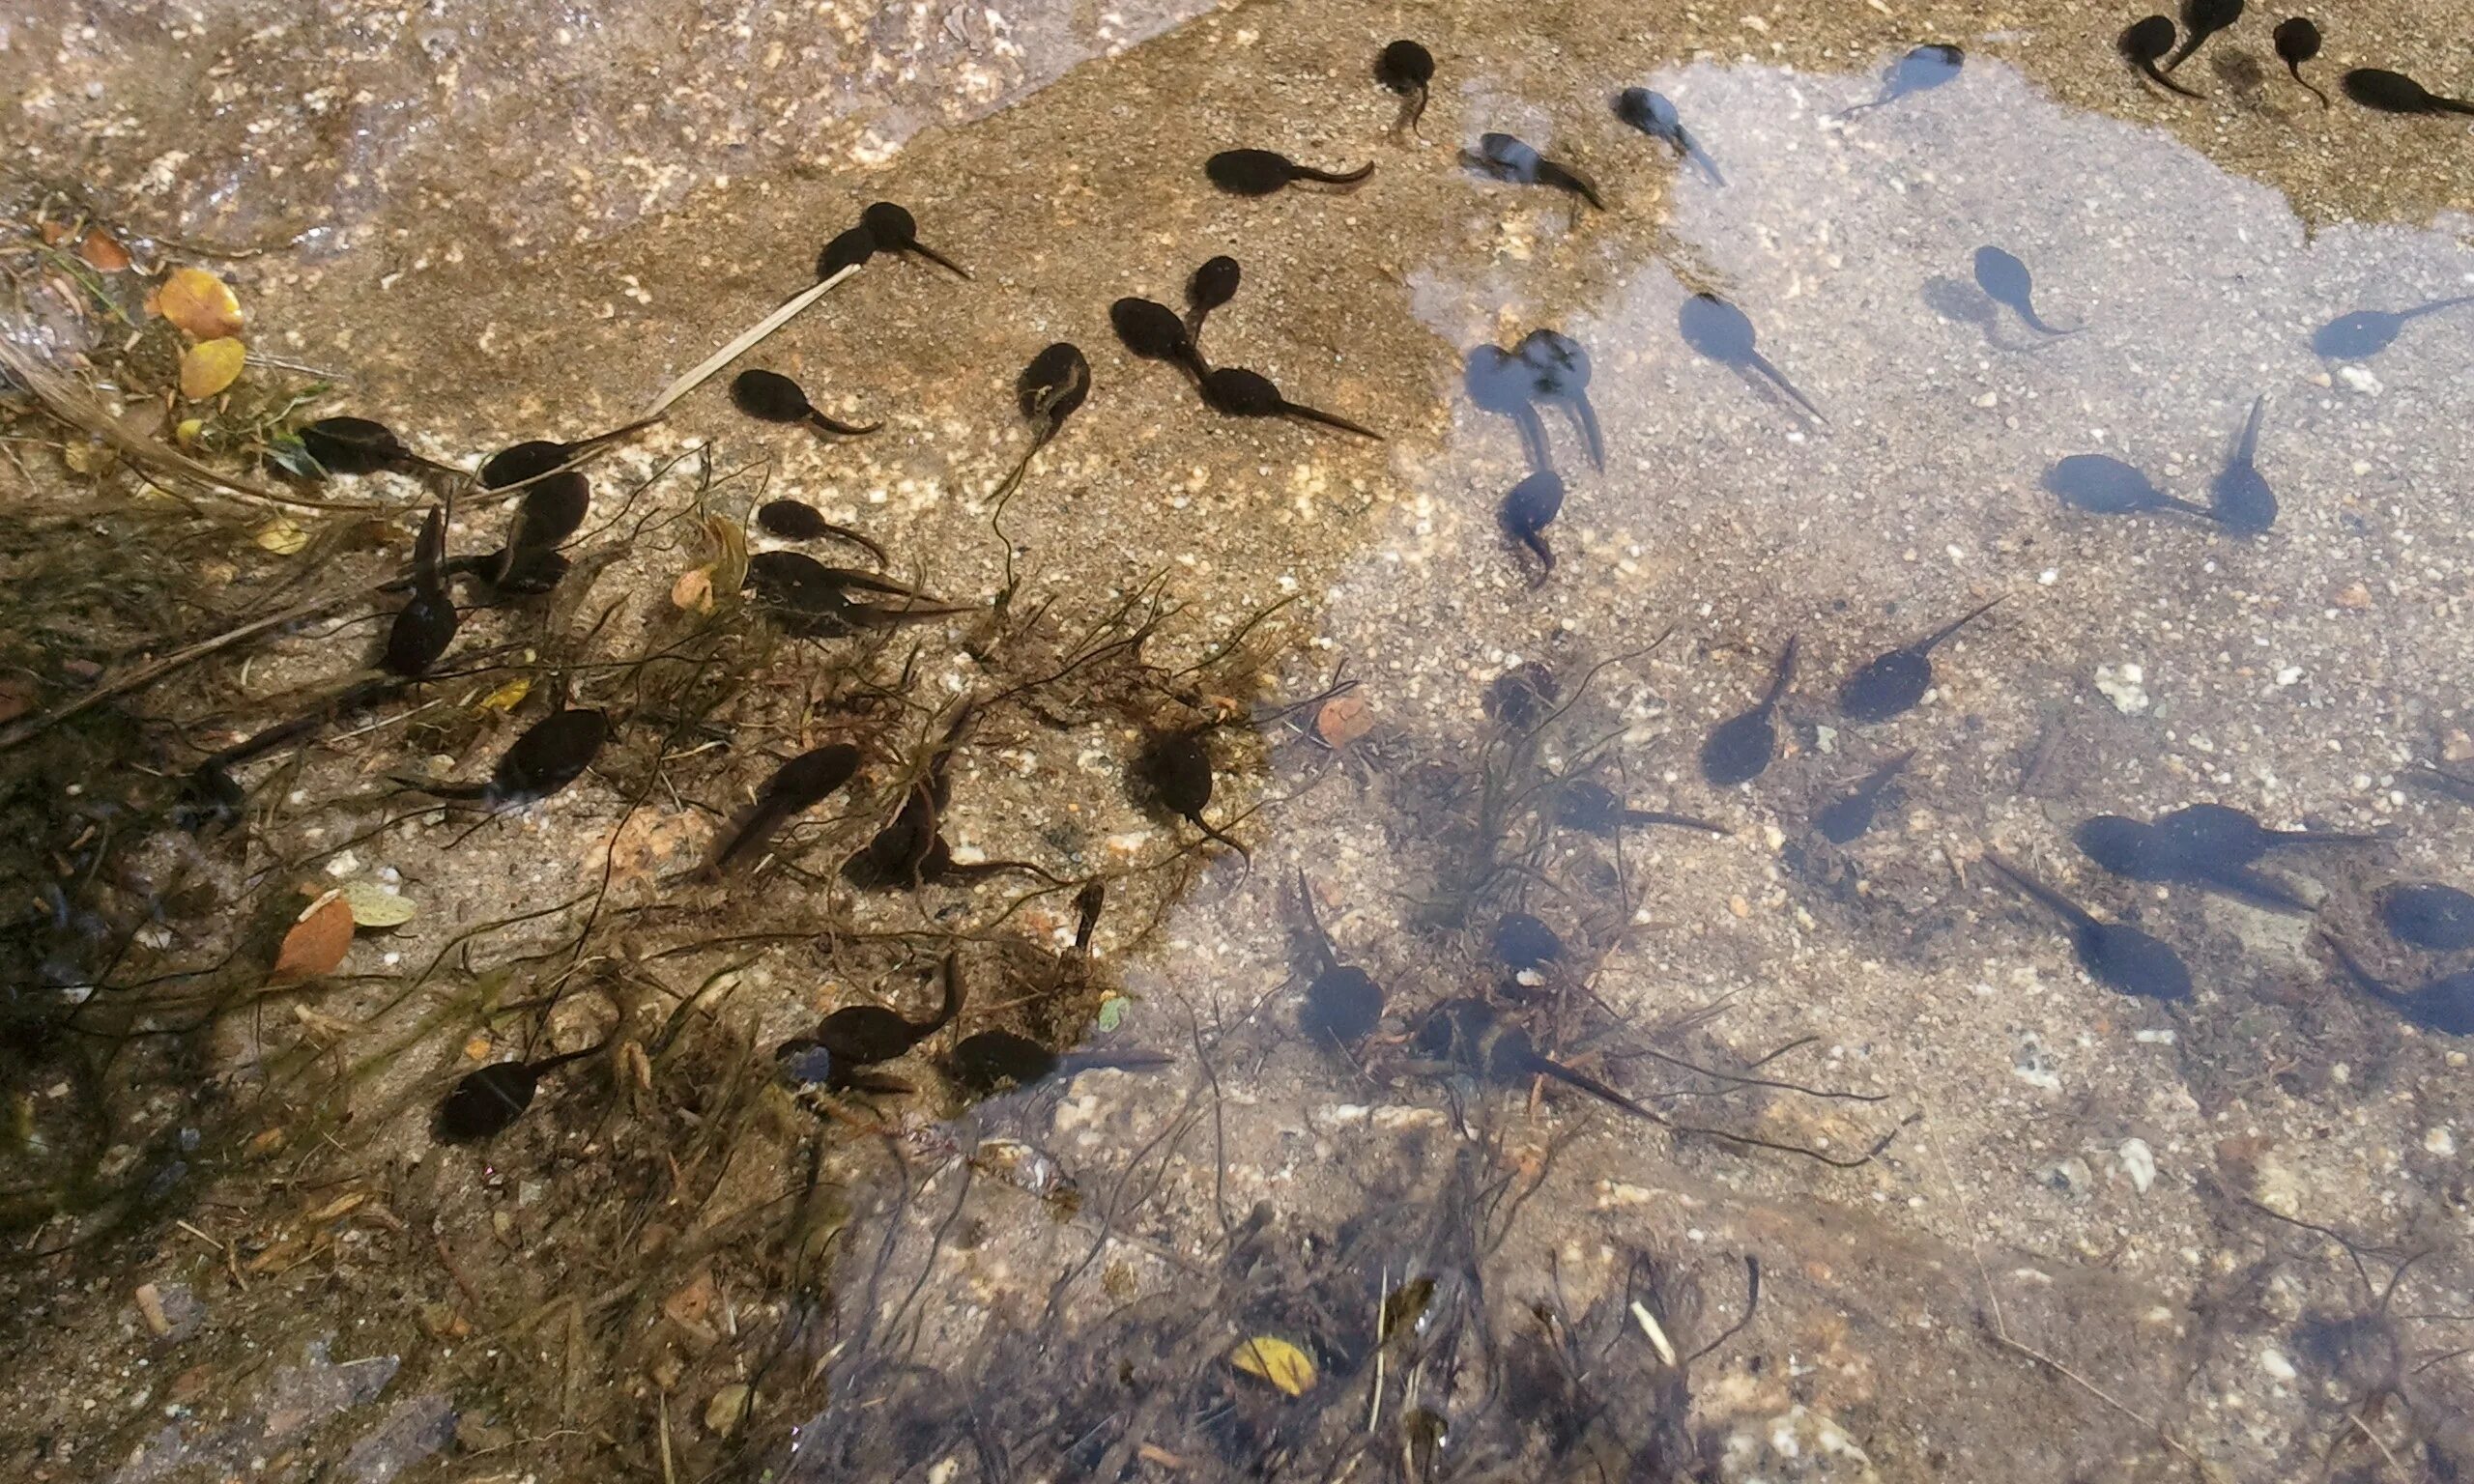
[2340, 1410, 2411, 1484]
[1930, 1139, 2219, 1477]
[642, 264, 860, 417]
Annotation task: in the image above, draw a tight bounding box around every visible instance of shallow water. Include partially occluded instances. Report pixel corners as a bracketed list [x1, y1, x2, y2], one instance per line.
[5, 2, 2474, 1481]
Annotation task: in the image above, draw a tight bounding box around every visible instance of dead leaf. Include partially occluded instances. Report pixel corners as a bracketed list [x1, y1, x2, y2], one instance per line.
[671, 565, 715, 614]
[152, 266, 244, 339]
[663, 1269, 716, 1327]
[255, 519, 308, 555]
[79, 230, 132, 272]
[179, 337, 246, 400]
[476, 676, 532, 713]
[705, 514, 749, 597]
[338, 880, 417, 928]
[1229, 1335, 1316, 1396]
[1314, 694, 1373, 749]
[704, 1384, 752, 1438]
[307, 1190, 368, 1224]
[133, 1283, 171, 1336]
[0, 677, 34, 725]
[271, 892, 354, 983]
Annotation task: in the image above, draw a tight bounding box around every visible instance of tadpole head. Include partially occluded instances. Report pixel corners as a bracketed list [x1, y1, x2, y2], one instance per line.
[1018, 342, 1092, 426]
[859, 202, 918, 247]
[1200, 366, 1284, 416]
[818, 223, 876, 278]
[1110, 298, 1194, 362]
[732, 369, 814, 423]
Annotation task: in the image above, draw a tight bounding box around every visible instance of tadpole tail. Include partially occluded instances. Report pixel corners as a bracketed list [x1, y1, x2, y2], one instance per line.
[1684, 137, 1727, 188]
[1916, 595, 2004, 653]
[929, 954, 965, 1032]
[1566, 395, 1606, 470]
[1058, 1050, 1175, 1075]
[530, 1040, 612, 1075]
[2319, 934, 2408, 1009]
[1281, 402, 1384, 440]
[906, 242, 974, 280]
[2017, 302, 2081, 336]
[2401, 295, 2474, 322]
[2288, 65, 2330, 108]
[1073, 880, 1107, 953]
[1514, 527, 1556, 578]
[1296, 161, 1376, 187]
[1509, 405, 1553, 472]
[2138, 59, 2206, 99]
[2159, 32, 2205, 72]
[2266, 826, 2386, 848]
[709, 799, 793, 874]
[1521, 1051, 1660, 1121]
[1829, 95, 1888, 122]
[811, 521, 890, 569]
[1760, 634, 1801, 712]
[2232, 393, 2267, 463]
[571, 414, 665, 454]
[1394, 89, 1429, 139]
[1186, 810, 1251, 862]
[2199, 865, 2314, 915]
[2432, 96, 2474, 117]
[1980, 850, 2100, 932]
[1622, 810, 1733, 836]
[804, 411, 883, 438]
[1539, 162, 1605, 210]
[1748, 353, 1826, 423]
[2156, 490, 2223, 520]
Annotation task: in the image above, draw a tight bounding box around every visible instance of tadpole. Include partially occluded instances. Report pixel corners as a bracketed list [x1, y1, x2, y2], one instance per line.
[1465, 133, 1603, 210]
[1981, 850, 2194, 1002]
[477, 416, 660, 492]
[709, 742, 862, 873]
[2378, 881, 2474, 953]
[2041, 453, 2215, 521]
[2321, 937, 2474, 1036]
[2340, 67, 2474, 116]
[1492, 913, 1564, 972]
[1813, 750, 1914, 844]
[1833, 43, 1965, 119]
[298, 415, 463, 478]
[2120, 17, 2206, 99]
[1376, 40, 1435, 135]
[2311, 296, 2474, 358]
[1133, 728, 1248, 859]
[1700, 635, 1798, 786]
[2207, 395, 2276, 533]
[436, 1041, 605, 1142]
[1972, 247, 2078, 336]
[730, 368, 881, 437]
[1499, 470, 1565, 580]
[1464, 345, 1553, 471]
[2161, 0, 2244, 72]
[1614, 88, 1724, 187]
[382, 505, 459, 679]
[944, 1029, 1171, 1097]
[1199, 366, 1382, 440]
[1111, 297, 1209, 382]
[2073, 811, 2310, 913]
[1295, 870, 1383, 1049]
[2273, 17, 2328, 106]
[398, 707, 609, 809]
[743, 550, 974, 636]
[753, 499, 889, 566]
[1483, 661, 1560, 731]
[1205, 149, 1375, 196]
[989, 341, 1092, 513]
[1185, 256, 1241, 342]
[1556, 779, 1728, 839]
[1414, 998, 1658, 1120]
[811, 955, 965, 1074]
[859, 201, 971, 279]
[1515, 329, 1602, 470]
[1678, 293, 1824, 424]
[1837, 597, 2001, 724]
[2153, 802, 2378, 865]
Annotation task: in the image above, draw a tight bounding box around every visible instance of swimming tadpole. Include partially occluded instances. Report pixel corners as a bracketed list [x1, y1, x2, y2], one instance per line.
[2041, 453, 2217, 522]
[1483, 660, 1560, 731]
[1464, 344, 1553, 472]
[1111, 296, 1209, 383]
[298, 415, 465, 479]
[1556, 779, 1729, 840]
[2205, 395, 2277, 533]
[1465, 132, 1603, 210]
[1132, 728, 1249, 859]
[478, 416, 661, 493]
[1813, 750, 1915, 844]
[2071, 811, 2310, 914]
[809, 955, 965, 1076]
[753, 499, 890, 567]
[1836, 597, 2002, 724]
[1498, 470, 1565, 581]
[396, 707, 609, 810]
[1199, 366, 1382, 440]
[2273, 18, 2328, 106]
[857, 201, 971, 280]
[1413, 998, 1659, 1120]
[1205, 148, 1375, 197]
[2340, 68, 2474, 117]
[730, 368, 881, 438]
[742, 550, 976, 637]
[2162, 0, 2244, 72]
[1981, 850, 2194, 1002]
[943, 1029, 1171, 1098]
[381, 505, 459, 679]
[708, 742, 862, 874]
[1614, 88, 1724, 187]
[2311, 296, 2474, 358]
[2120, 17, 2206, 99]
[1678, 293, 1824, 424]
[1515, 328, 1602, 471]
[1700, 634, 1798, 786]
[989, 341, 1092, 521]
[1376, 40, 1435, 136]
[1184, 256, 1242, 345]
[1971, 247, 2079, 337]
[2321, 937, 2474, 1036]
[2152, 801, 2380, 866]
[436, 1040, 607, 1142]
[1833, 43, 1965, 119]
[1294, 870, 1384, 1050]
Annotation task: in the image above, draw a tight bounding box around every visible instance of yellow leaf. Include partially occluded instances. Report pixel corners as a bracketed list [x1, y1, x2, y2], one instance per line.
[1229, 1335, 1316, 1396]
[153, 266, 244, 339]
[255, 519, 308, 555]
[179, 337, 246, 400]
[174, 418, 206, 446]
[476, 676, 532, 713]
[338, 880, 417, 928]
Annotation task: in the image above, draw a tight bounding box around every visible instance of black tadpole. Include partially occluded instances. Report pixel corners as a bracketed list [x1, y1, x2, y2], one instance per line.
[2311, 297, 2474, 358]
[1972, 247, 2078, 336]
[2072, 812, 2309, 914]
[2340, 68, 2474, 116]
[2041, 453, 2216, 522]
[1185, 256, 1241, 341]
[754, 499, 889, 566]
[382, 505, 459, 678]
[2207, 395, 2276, 534]
[2322, 937, 2474, 1037]
[2162, 0, 2243, 72]
[1700, 635, 1798, 786]
[2120, 17, 2205, 99]
[710, 742, 862, 873]
[1199, 366, 1381, 440]
[478, 417, 660, 492]
[1499, 470, 1565, 580]
[2273, 18, 2327, 106]
[743, 550, 973, 637]
[1678, 293, 1824, 424]
[1133, 728, 1247, 859]
[1833, 43, 1965, 119]
[810, 956, 964, 1075]
[1837, 597, 2001, 724]
[2153, 802, 2378, 866]
[1465, 344, 1553, 472]
[1814, 751, 1914, 844]
[1981, 851, 2194, 1002]
[1466, 133, 1602, 209]
[1515, 328, 1602, 470]
[859, 201, 971, 279]
[943, 1030, 1173, 1097]
[731, 368, 881, 437]
[1205, 149, 1375, 196]
[1556, 779, 1728, 840]
[1614, 88, 1724, 187]
[1111, 297, 1209, 382]
[299, 415, 463, 478]
[436, 1041, 605, 1142]
[989, 341, 1092, 517]
[1376, 40, 1434, 135]
[1484, 661, 1560, 731]
[397, 707, 609, 810]
[1295, 870, 1383, 1048]
[1414, 998, 1657, 1120]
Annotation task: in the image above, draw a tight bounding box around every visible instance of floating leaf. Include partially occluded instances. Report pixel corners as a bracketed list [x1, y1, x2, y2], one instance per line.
[476, 676, 532, 713]
[1229, 1335, 1316, 1396]
[1095, 994, 1129, 1034]
[338, 880, 417, 928]
[255, 518, 308, 555]
[271, 892, 354, 983]
[78, 230, 132, 272]
[153, 266, 243, 339]
[179, 337, 246, 400]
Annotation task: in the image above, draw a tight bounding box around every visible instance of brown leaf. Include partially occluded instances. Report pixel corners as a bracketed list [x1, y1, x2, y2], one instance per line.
[79, 230, 132, 272]
[152, 266, 244, 339]
[670, 565, 715, 614]
[271, 892, 354, 983]
[1314, 695, 1373, 749]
